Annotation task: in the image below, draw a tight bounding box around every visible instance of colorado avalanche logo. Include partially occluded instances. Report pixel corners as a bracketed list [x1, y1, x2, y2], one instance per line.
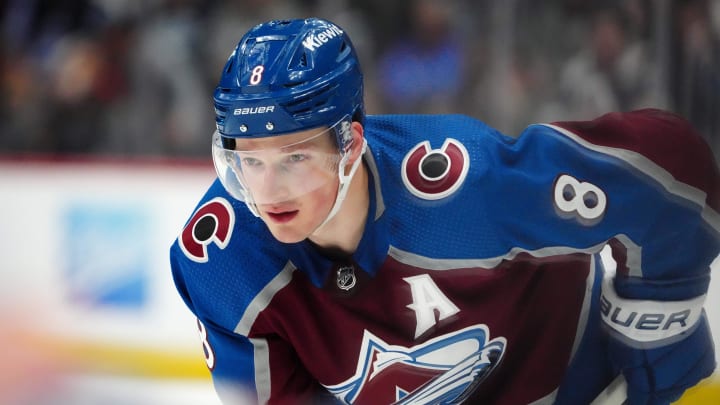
[401, 139, 470, 200]
[179, 197, 234, 263]
[325, 325, 506, 404]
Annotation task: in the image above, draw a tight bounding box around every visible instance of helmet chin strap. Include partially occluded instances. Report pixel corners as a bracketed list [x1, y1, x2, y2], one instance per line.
[314, 138, 368, 232]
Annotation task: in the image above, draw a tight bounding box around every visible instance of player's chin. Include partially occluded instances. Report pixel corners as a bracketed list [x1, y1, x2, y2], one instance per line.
[266, 226, 310, 244]
[261, 215, 311, 243]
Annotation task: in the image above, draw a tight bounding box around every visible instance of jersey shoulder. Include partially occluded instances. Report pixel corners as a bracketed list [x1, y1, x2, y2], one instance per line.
[170, 179, 290, 331]
[365, 114, 511, 151]
[362, 114, 516, 258]
[363, 113, 508, 202]
[545, 108, 720, 208]
[363, 113, 512, 188]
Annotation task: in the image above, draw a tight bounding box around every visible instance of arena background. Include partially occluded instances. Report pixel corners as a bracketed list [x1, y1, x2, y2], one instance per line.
[1, 1, 719, 403]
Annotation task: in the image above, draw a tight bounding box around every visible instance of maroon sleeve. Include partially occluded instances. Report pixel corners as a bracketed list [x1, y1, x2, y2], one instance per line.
[551, 108, 720, 211]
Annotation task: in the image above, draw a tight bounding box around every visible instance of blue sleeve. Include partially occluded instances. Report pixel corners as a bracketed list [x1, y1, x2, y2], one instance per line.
[533, 109, 720, 404]
[509, 109, 720, 300]
[169, 250, 260, 402]
[198, 318, 269, 404]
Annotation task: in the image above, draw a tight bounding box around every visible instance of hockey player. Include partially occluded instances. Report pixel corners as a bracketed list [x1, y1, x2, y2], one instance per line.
[170, 18, 719, 404]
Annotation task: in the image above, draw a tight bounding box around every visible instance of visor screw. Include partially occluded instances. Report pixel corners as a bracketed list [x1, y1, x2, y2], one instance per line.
[266, 122, 274, 131]
[239, 124, 248, 133]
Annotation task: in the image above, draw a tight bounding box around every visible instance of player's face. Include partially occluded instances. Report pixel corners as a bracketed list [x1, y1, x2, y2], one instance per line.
[225, 127, 342, 243]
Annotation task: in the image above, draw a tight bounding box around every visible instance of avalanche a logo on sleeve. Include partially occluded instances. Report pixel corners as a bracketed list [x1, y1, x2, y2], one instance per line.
[179, 197, 235, 263]
[325, 325, 506, 404]
[401, 139, 470, 200]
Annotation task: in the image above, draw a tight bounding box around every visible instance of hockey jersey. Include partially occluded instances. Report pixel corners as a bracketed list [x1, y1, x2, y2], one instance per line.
[170, 109, 720, 404]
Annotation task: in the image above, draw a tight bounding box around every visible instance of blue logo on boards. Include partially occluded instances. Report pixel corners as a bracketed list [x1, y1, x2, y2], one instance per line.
[63, 203, 149, 309]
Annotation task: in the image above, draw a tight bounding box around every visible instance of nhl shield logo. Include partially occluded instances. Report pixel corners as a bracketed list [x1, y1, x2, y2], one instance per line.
[337, 265, 357, 291]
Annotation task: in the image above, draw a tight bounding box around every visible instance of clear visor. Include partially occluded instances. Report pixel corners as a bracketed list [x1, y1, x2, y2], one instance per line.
[212, 117, 352, 207]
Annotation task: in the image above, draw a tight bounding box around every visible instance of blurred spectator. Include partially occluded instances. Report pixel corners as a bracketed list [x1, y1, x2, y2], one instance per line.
[1, 1, 719, 158]
[469, 1, 555, 134]
[45, 35, 108, 153]
[1, 0, 105, 59]
[0, 0, 107, 154]
[549, 6, 661, 121]
[0, 49, 46, 151]
[669, 0, 720, 157]
[122, 0, 209, 156]
[375, 0, 469, 114]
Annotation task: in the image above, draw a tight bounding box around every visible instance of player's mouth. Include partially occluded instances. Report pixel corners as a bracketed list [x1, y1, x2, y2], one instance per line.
[265, 209, 299, 223]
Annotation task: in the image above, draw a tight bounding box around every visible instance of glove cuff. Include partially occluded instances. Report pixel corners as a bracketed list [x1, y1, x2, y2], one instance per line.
[600, 274, 706, 349]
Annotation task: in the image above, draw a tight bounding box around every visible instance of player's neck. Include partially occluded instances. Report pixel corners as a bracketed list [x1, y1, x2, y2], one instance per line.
[309, 162, 369, 255]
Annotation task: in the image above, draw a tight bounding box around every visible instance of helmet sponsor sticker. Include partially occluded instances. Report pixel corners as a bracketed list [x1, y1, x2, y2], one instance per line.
[303, 24, 344, 51]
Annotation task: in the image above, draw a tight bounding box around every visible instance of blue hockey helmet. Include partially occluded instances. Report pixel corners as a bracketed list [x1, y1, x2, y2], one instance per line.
[213, 18, 364, 148]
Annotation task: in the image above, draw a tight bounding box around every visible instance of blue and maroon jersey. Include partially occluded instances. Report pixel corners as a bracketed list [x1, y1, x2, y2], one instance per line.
[170, 109, 720, 404]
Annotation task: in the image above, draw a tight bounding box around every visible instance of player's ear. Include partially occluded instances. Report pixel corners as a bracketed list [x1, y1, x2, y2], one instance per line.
[347, 121, 365, 164]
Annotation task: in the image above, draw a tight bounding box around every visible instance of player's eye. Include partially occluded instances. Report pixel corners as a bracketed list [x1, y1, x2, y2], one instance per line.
[241, 157, 263, 167]
[286, 153, 308, 163]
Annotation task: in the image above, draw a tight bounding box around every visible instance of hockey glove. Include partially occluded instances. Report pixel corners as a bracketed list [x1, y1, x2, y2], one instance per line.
[600, 276, 716, 405]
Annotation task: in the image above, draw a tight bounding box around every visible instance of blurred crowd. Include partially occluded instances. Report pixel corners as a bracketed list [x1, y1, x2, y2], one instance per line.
[1, 0, 719, 158]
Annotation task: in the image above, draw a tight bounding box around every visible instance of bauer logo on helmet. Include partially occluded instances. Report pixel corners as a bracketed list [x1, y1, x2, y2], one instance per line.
[233, 106, 276, 116]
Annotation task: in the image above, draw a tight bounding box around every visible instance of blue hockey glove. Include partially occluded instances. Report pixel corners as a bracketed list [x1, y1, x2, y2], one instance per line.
[600, 276, 716, 405]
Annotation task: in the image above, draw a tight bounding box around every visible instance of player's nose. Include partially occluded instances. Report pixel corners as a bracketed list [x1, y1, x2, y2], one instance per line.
[255, 164, 292, 202]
